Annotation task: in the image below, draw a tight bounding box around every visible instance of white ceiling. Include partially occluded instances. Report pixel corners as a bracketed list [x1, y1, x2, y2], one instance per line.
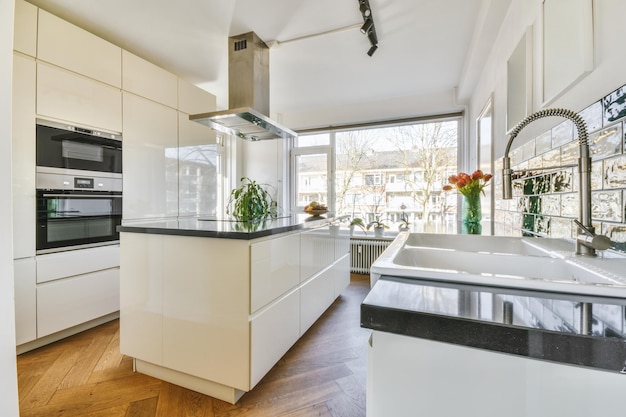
[26, 0, 509, 128]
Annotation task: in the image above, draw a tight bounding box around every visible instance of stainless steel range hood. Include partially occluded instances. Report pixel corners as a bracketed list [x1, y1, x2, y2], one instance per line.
[190, 32, 297, 141]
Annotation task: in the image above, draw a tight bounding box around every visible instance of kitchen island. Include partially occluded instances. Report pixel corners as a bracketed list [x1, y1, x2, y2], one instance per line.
[362, 276, 626, 417]
[118, 215, 350, 403]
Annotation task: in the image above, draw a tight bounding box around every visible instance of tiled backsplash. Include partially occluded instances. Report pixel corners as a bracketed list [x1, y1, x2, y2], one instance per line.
[494, 85, 626, 253]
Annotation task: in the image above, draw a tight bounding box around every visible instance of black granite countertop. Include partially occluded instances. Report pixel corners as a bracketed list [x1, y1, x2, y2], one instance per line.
[361, 275, 626, 374]
[118, 214, 345, 240]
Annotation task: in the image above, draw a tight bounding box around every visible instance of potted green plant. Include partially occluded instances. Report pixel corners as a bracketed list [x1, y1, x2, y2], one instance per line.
[349, 217, 367, 236]
[366, 216, 389, 237]
[226, 177, 278, 222]
[398, 213, 410, 231]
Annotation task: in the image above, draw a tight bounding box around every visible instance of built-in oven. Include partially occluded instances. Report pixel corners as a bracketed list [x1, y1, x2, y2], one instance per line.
[36, 119, 123, 254]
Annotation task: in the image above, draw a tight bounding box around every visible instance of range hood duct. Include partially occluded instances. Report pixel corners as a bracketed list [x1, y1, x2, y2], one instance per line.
[190, 32, 297, 141]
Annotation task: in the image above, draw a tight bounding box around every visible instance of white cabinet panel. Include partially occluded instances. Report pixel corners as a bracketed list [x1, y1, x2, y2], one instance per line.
[37, 9, 121, 87]
[13, 0, 37, 56]
[300, 227, 335, 281]
[119, 233, 164, 366]
[334, 228, 350, 260]
[162, 236, 250, 390]
[36, 245, 120, 284]
[37, 268, 120, 338]
[12, 53, 36, 259]
[333, 255, 351, 298]
[251, 233, 300, 312]
[250, 289, 300, 387]
[14, 258, 36, 345]
[122, 93, 178, 220]
[178, 112, 217, 217]
[178, 78, 216, 115]
[300, 268, 335, 334]
[37, 62, 122, 132]
[122, 51, 177, 108]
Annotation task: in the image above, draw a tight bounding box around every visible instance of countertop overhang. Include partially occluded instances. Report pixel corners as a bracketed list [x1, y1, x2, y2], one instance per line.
[362, 276, 626, 374]
[117, 214, 343, 240]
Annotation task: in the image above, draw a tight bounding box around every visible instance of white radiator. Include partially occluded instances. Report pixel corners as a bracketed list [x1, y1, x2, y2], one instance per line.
[350, 238, 392, 274]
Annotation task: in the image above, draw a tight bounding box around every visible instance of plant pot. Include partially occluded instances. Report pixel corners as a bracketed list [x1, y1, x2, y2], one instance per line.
[374, 226, 385, 237]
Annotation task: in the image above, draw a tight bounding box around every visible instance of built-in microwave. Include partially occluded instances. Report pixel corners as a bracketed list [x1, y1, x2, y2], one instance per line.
[35, 119, 123, 253]
[36, 119, 122, 175]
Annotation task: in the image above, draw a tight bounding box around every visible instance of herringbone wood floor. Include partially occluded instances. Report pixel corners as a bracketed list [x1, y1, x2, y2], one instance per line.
[17, 274, 371, 417]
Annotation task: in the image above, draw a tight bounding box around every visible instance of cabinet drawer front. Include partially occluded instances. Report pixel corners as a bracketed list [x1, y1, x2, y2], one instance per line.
[37, 62, 122, 132]
[300, 268, 335, 334]
[251, 233, 300, 313]
[37, 268, 120, 338]
[36, 245, 120, 283]
[250, 289, 300, 388]
[300, 227, 335, 282]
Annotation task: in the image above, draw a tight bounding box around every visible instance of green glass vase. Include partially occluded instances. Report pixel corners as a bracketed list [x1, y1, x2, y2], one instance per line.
[461, 193, 482, 235]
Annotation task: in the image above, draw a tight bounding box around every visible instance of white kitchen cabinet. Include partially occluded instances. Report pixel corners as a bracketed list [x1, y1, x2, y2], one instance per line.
[36, 62, 122, 132]
[37, 9, 121, 88]
[37, 267, 120, 338]
[12, 53, 36, 259]
[122, 51, 177, 108]
[177, 111, 218, 217]
[13, 0, 37, 57]
[178, 78, 216, 115]
[36, 245, 120, 284]
[122, 92, 178, 220]
[367, 330, 626, 417]
[300, 226, 335, 282]
[250, 232, 301, 312]
[300, 266, 336, 333]
[14, 258, 36, 345]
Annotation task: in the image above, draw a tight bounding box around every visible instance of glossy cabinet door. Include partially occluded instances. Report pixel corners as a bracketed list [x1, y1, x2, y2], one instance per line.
[122, 51, 177, 108]
[178, 77, 216, 115]
[250, 232, 301, 313]
[300, 266, 336, 334]
[36, 245, 120, 284]
[13, 0, 37, 57]
[14, 258, 36, 345]
[177, 112, 218, 217]
[122, 92, 178, 220]
[37, 9, 121, 88]
[37, 62, 122, 132]
[300, 226, 335, 281]
[12, 53, 36, 259]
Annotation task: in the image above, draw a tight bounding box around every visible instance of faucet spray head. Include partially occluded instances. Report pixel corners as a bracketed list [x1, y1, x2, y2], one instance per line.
[502, 156, 512, 200]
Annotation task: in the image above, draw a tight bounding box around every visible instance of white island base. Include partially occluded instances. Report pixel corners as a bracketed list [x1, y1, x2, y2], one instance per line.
[120, 223, 349, 403]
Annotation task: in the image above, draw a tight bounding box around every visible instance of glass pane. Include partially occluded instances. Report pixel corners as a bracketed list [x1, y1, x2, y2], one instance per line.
[295, 153, 328, 207]
[335, 121, 458, 232]
[295, 133, 330, 147]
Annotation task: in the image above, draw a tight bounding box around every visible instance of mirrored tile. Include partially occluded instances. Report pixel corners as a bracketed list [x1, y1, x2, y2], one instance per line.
[579, 101, 603, 133]
[552, 120, 574, 147]
[522, 213, 535, 234]
[560, 142, 579, 166]
[521, 139, 535, 162]
[590, 123, 622, 160]
[549, 217, 572, 239]
[591, 190, 623, 222]
[535, 131, 552, 155]
[603, 222, 626, 252]
[561, 193, 579, 218]
[604, 154, 626, 189]
[591, 160, 603, 190]
[552, 169, 573, 193]
[542, 194, 560, 215]
[535, 215, 550, 235]
[602, 85, 626, 125]
[541, 148, 561, 168]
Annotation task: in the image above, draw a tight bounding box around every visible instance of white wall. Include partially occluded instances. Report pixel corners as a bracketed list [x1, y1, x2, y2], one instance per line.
[0, 0, 20, 415]
[465, 0, 626, 160]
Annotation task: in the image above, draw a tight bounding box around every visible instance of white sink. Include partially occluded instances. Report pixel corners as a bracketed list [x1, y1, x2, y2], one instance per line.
[371, 232, 626, 297]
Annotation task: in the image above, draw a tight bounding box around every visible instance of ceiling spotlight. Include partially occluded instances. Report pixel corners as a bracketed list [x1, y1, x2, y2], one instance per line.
[360, 18, 373, 35]
[359, 1, 371, 17]
[367, 44, 378, 57]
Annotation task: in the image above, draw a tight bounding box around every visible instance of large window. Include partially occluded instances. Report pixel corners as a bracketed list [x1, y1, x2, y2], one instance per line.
[292, 117, 460, 232]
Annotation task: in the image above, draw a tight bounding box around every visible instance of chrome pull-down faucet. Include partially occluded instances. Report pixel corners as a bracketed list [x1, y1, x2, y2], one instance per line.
[502, 108, 610, 256]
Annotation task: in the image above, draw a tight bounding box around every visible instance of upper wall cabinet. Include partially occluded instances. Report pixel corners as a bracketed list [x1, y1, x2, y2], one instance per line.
[13, 0, 37, 56]
[122, 51, 177, 108]
[37, 9, 122, 88]
[178, 78, 217, 115]
[37, 62, 122, 132]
